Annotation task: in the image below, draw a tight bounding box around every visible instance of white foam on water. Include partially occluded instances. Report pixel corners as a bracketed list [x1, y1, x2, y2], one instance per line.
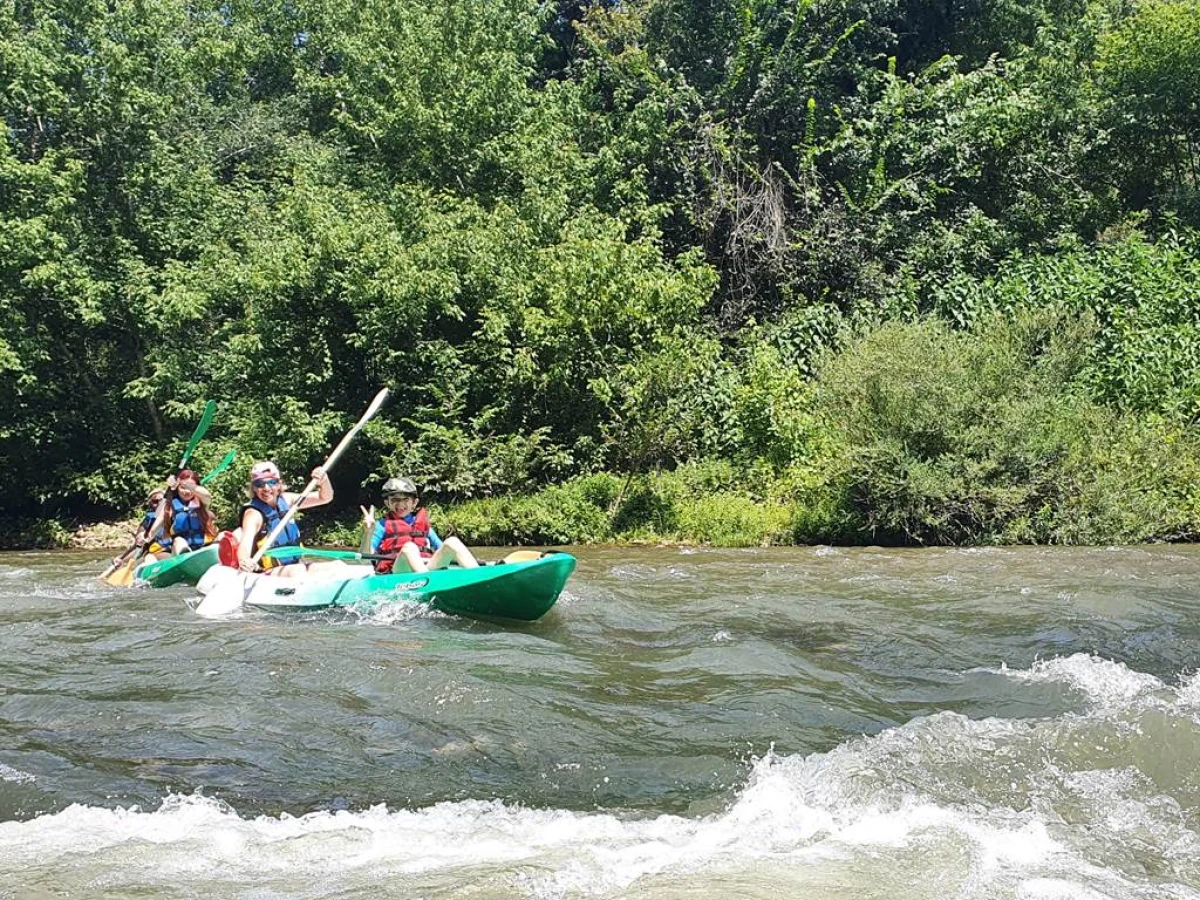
[608, 563, 698, 581]
[999, 653, 1166, 708]
[4, 655, 1199, 898]
[1177, 669, 1200, 710]
[1017, 878, 1113, 899]
[347, 598, 449, 626]
[0, 763, 34, 784]
[554, 590, 578, 611]
[0, 740, 1189, 899]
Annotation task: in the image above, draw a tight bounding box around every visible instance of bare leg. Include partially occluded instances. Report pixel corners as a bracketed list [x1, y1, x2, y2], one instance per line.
[398, 543, 428, 573]
[427, 537, 479, 570]
[306, 560, 351, 577]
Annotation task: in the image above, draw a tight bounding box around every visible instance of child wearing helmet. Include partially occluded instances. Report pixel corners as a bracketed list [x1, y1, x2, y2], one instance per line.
[360, 477, 479, 574]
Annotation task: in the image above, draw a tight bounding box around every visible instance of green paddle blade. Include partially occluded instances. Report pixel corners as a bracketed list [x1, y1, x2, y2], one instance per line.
[179, 400, 217, 469]
[201, 449, 237, 485]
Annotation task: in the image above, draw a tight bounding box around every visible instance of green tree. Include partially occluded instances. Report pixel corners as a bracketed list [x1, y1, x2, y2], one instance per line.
[1095, 0, 1200, 222]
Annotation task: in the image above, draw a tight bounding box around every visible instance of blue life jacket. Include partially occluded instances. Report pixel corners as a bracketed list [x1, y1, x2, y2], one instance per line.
[245, 495, 302, 565]
[170, 497, 208, 550]
[140, 506, 160, 536]
[140, 504, 166, 550]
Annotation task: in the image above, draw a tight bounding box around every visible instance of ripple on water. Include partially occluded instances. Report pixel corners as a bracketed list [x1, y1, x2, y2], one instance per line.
[3, 547, 1200, 898]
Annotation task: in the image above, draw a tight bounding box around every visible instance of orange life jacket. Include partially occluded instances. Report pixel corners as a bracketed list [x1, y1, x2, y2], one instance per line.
[376, 508, 432, 573]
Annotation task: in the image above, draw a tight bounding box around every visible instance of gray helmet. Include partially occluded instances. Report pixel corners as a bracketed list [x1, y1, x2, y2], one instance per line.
[382, 476, 418, 497]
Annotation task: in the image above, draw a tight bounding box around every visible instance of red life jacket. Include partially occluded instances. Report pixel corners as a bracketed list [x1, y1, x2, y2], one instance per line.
[376, 508, 432, 573]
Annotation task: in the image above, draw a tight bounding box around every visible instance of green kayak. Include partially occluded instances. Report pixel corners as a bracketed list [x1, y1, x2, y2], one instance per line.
[195, 552, 576, 621]
[135, 544, 221, 588]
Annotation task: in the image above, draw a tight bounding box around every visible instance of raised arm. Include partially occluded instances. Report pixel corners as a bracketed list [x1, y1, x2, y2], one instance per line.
[293, 466, 333, 510]
[360, 505, 376, 555]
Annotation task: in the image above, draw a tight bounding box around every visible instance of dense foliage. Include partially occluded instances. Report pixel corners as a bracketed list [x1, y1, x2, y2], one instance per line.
[3, 0, 1200, 545]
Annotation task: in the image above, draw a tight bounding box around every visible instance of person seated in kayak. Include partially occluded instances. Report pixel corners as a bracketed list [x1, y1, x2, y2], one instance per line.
[234, 460, 343, 578]
[166, 469, 217, 555]
[114, 488, 166, 566]
[133, 488, 167, 552]
[360, 477, 480, 574]
[141, 471, 217, 559]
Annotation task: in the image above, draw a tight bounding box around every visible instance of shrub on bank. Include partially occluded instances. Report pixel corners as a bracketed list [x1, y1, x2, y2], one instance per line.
[811, 308, 1200, 544]
[932, 227, 1200, 418]
[434, 465, 806, 546]
[0, 518, 75, 550]
[445, 477, 619, 545]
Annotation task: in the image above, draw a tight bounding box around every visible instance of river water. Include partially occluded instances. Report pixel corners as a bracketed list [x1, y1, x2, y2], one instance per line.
[1, 545, 1199, 898]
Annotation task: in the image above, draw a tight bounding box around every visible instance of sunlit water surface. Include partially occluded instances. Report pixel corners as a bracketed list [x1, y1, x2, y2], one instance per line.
[2, 545, 1200, 898]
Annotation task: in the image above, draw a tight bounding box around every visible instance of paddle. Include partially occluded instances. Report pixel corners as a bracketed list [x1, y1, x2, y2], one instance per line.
[99, 541, 141, 582]
[260, 547, 549, 565]
[261, 547, 390, 563]
[252, 388, 389, 565]
[100, 401, 217, 587]
[104, 554, 143, 587]
[201, 449, 237, 485]
[195, 388, 390, 617]
[180, 400, 217, 469]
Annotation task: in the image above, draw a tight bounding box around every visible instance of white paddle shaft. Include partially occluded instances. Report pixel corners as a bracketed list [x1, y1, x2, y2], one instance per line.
[251, 388, 390, 565]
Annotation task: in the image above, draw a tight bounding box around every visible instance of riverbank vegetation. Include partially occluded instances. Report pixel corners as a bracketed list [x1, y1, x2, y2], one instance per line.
[4, 0, 1200, 548]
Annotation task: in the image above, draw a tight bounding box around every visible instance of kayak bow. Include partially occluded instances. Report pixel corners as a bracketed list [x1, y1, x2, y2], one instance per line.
[135, 544, 221, 588]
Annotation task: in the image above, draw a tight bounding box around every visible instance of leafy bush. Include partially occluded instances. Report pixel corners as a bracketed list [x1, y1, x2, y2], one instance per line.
[931, 226, 1200, 418]
[674, 493, 796, 546]
[442, 476, 619, 545]
[1095, 0, 1200, 225]
[0, 517, 73, 550]
[432, 467, 814, 547]
[813, 308, 1200, 544]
